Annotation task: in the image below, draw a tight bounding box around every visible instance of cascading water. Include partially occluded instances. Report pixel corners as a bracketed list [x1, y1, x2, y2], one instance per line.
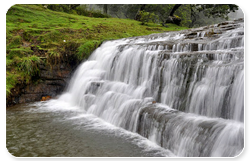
[54, 19, 244, 157]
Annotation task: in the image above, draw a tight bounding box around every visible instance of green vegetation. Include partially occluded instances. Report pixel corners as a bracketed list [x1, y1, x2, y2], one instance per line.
[6, 4, 188, 97]
[93, 4, 239, 27]
[138, 11, 159, 25]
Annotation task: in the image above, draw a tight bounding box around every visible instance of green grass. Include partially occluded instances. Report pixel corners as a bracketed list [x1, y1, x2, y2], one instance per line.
[6, 72, 18, 96]
[6, 4, 188, 97]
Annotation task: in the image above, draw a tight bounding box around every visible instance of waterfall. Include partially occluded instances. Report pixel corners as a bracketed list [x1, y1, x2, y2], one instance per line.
[57, 19, 244, 157]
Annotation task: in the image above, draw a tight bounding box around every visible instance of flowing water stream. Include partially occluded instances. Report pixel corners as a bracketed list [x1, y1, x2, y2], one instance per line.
[7, 19, 244, 157]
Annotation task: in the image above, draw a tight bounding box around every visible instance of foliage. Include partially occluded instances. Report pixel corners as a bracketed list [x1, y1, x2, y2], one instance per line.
[186, 4, 239, 27]
[196, 4, 238, 19]
[17, 56, 41, 76]
[75, 6, 109, 18]
[91, 4, 240, 27]
[46, 50, 61, 65]
[173, 5, 192, 27]
[47, 4, 109, 18]
[46, 4, 80, 13]
[6, 73, 18, 95]
[138, 11, 159, 25]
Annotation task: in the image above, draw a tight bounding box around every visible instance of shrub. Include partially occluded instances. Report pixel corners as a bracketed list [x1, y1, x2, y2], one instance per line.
[138, 11, 159, 25]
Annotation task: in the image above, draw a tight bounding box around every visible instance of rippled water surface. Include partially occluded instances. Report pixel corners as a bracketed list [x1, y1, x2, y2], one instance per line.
[6, 101, 174, 157]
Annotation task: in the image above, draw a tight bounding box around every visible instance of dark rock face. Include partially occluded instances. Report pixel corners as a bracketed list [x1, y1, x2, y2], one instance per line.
[6, 62, 79, 107]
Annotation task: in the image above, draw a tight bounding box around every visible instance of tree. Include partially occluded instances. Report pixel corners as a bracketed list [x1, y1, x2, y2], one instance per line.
[164, 4, 239, 27]
[165, 4, 182, 26]
[134, 4, 147, 20]
[137, 10, 159, 25]
[132, 4, 173, 25]
[197, 4, 238, 19]
[47, 4, 80, 13]
[84, 4, 239, 28]
[190, 4, 239, 27]
[96, 4, 109, 14]
[169, 4, 182, 16]
[69, 4, 80, 10]
[103, 4, 108, 14]
[122, 4, 139, 19]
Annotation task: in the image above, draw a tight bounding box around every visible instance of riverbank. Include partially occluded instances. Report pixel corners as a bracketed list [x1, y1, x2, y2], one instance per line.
[6, 4, 188, 106]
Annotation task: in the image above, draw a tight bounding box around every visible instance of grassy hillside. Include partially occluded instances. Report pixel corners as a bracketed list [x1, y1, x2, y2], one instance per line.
[6, 4, 188, 97]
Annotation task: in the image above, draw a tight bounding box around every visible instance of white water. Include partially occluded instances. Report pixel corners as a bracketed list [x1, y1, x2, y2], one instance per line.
[51, 19, 244, 157]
